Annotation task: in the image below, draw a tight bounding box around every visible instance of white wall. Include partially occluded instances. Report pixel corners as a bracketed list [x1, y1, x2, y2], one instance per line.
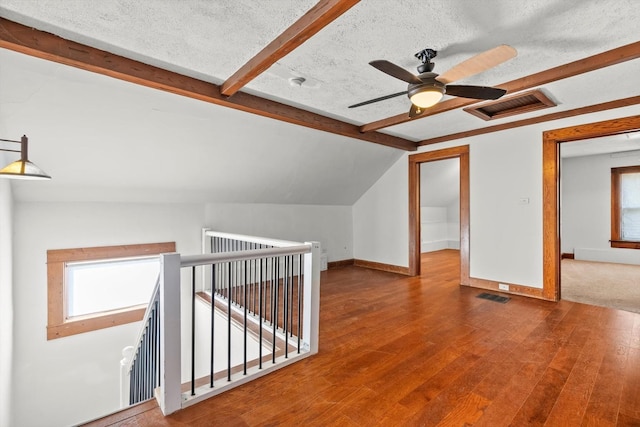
[561, 149, 640, 264]
[353, 156, 408, 267]
[469, 130, 542, 286]
[352, 105, 640, 288]
[0, 180, 13, 427]
[420, 207, 459, 252]
[12, 202, 204, 427]
[205, 203, 352, 262]
[447, 199, 460, 249]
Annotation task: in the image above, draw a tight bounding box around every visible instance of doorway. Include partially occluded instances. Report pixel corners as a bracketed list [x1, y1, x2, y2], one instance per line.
[408, 145, 470, 283]
[419, 158, 460, 254]
[542, 114, 640, 301]
[559, 131, 640, 313]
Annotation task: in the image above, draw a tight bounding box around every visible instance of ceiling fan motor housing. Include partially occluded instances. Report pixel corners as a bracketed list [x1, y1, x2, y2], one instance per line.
[415, 48, 437, 73]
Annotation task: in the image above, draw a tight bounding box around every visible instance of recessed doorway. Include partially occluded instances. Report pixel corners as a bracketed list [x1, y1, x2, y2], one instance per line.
[542, 114, 640, 301]
[408, 145, 470, 283]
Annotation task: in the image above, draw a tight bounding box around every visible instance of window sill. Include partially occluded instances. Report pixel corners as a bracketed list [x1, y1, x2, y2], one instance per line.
[610, 240, 640, 249]
[47, 307, 146, 340]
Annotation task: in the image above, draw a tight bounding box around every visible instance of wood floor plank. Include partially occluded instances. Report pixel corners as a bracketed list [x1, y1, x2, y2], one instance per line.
[581, 328, 631, 426]
[619, 347, 640, 421]
[544, 322, 608, 426]
[631, 315, 640, 350]
[510, 305, 595, 425]
[81, 250, 640, 427]
[435, 392, 491, 427]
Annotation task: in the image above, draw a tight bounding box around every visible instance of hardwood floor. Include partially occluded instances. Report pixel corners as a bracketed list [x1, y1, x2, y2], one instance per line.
[87, 250, 640, 426]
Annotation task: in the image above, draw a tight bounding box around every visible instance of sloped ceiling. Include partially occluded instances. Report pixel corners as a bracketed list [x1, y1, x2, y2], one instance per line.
[0, 49, 402, 204]
[420, 159, 459, 208]
[1, 1, 639, 204]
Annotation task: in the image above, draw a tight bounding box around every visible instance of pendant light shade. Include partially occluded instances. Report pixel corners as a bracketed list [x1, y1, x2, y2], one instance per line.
[0, 135, 51, 180]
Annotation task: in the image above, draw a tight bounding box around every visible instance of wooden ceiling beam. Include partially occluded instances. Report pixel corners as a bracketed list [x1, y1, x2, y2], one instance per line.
[361, 41, 640, 133]
[221, 0, 360, 97]
[0, 18, 415, 151]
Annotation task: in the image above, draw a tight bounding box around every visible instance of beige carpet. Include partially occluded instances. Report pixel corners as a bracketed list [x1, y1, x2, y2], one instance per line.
[561, 259, 640, 314]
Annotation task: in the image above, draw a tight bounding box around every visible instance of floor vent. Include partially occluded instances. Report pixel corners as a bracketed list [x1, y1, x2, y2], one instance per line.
[464, 89, 556, 121]
[477, 292, 510, 303]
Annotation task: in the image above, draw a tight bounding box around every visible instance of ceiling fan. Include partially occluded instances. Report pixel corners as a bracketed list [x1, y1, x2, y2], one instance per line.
[348, 45, 517, 118]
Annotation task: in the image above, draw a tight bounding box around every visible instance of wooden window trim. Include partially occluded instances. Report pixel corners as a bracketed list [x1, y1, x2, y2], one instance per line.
[611, 165, 640, 249]
[47, 242, 176, 340]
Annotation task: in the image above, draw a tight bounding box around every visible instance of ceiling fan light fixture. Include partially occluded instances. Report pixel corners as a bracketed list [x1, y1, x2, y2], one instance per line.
[408, 85, 444, 109]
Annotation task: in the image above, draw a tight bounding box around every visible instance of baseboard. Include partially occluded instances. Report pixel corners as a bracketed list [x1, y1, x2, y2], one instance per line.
[327, 259, 354, 269]
[561, 253, 575, 259]
[467, 277, 548, 300]
[80, 399, 158, 426]
[575, 247, 640, 265]
[353, 259, 410, 275]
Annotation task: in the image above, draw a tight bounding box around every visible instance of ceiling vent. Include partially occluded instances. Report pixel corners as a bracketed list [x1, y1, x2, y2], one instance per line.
[463, 89, 556, 121]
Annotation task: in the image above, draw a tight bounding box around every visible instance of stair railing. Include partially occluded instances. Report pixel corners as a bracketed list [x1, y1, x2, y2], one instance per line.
[125, 231, 320, 415]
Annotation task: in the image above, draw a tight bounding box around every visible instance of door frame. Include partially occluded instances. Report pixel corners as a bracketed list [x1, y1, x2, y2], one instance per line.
[408, 145, 470, 282]
[542, 114, 640, 301]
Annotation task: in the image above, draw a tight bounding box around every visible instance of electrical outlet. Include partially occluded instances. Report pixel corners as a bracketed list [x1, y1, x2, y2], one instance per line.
[498, 283, 509, 291]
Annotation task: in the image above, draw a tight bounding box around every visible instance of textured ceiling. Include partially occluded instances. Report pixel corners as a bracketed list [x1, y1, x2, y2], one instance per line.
[1, 0, 639, 203]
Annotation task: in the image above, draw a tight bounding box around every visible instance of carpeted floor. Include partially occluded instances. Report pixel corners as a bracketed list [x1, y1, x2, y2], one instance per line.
[561, 259, 640, 314]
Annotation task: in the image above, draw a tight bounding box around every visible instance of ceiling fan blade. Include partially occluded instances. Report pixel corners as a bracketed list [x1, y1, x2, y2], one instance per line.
[437, 45, 517, 84]
[370, 60, 422, 84]
[348, 91, 408, 108]
[408, 103, 425, 118]
[445, 85, 507, 100]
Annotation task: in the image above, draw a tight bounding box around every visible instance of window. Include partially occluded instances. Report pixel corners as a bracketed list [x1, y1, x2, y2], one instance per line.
[47, 242, 175, 340]
[611, 165, 640, 249]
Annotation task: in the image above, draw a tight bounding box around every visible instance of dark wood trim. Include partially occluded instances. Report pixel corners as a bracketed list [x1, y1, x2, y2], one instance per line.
[459, 151, 470, 285]
[542, 114, 640, 303]
[361, 41, 640, 133]
[561, 253, 575, 260]
[221, 0, 359, 96]
[408, 146, 470, 279]
[610, 165, 640, 248]
[327, 259, 354, 269]
[542, 134, 560, 301]
[612, 166, 622, 243]
[418, 96, 640, 146]
[46, 242, 175, 340]
[610, 241, 640, 249]
[0, 18, 416, 151]
[353, 259, 409, 275]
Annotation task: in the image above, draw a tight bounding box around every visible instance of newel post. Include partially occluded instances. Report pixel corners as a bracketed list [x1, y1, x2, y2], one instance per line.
[158, 253, 182, 415]
[303, 242, 321, 354]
